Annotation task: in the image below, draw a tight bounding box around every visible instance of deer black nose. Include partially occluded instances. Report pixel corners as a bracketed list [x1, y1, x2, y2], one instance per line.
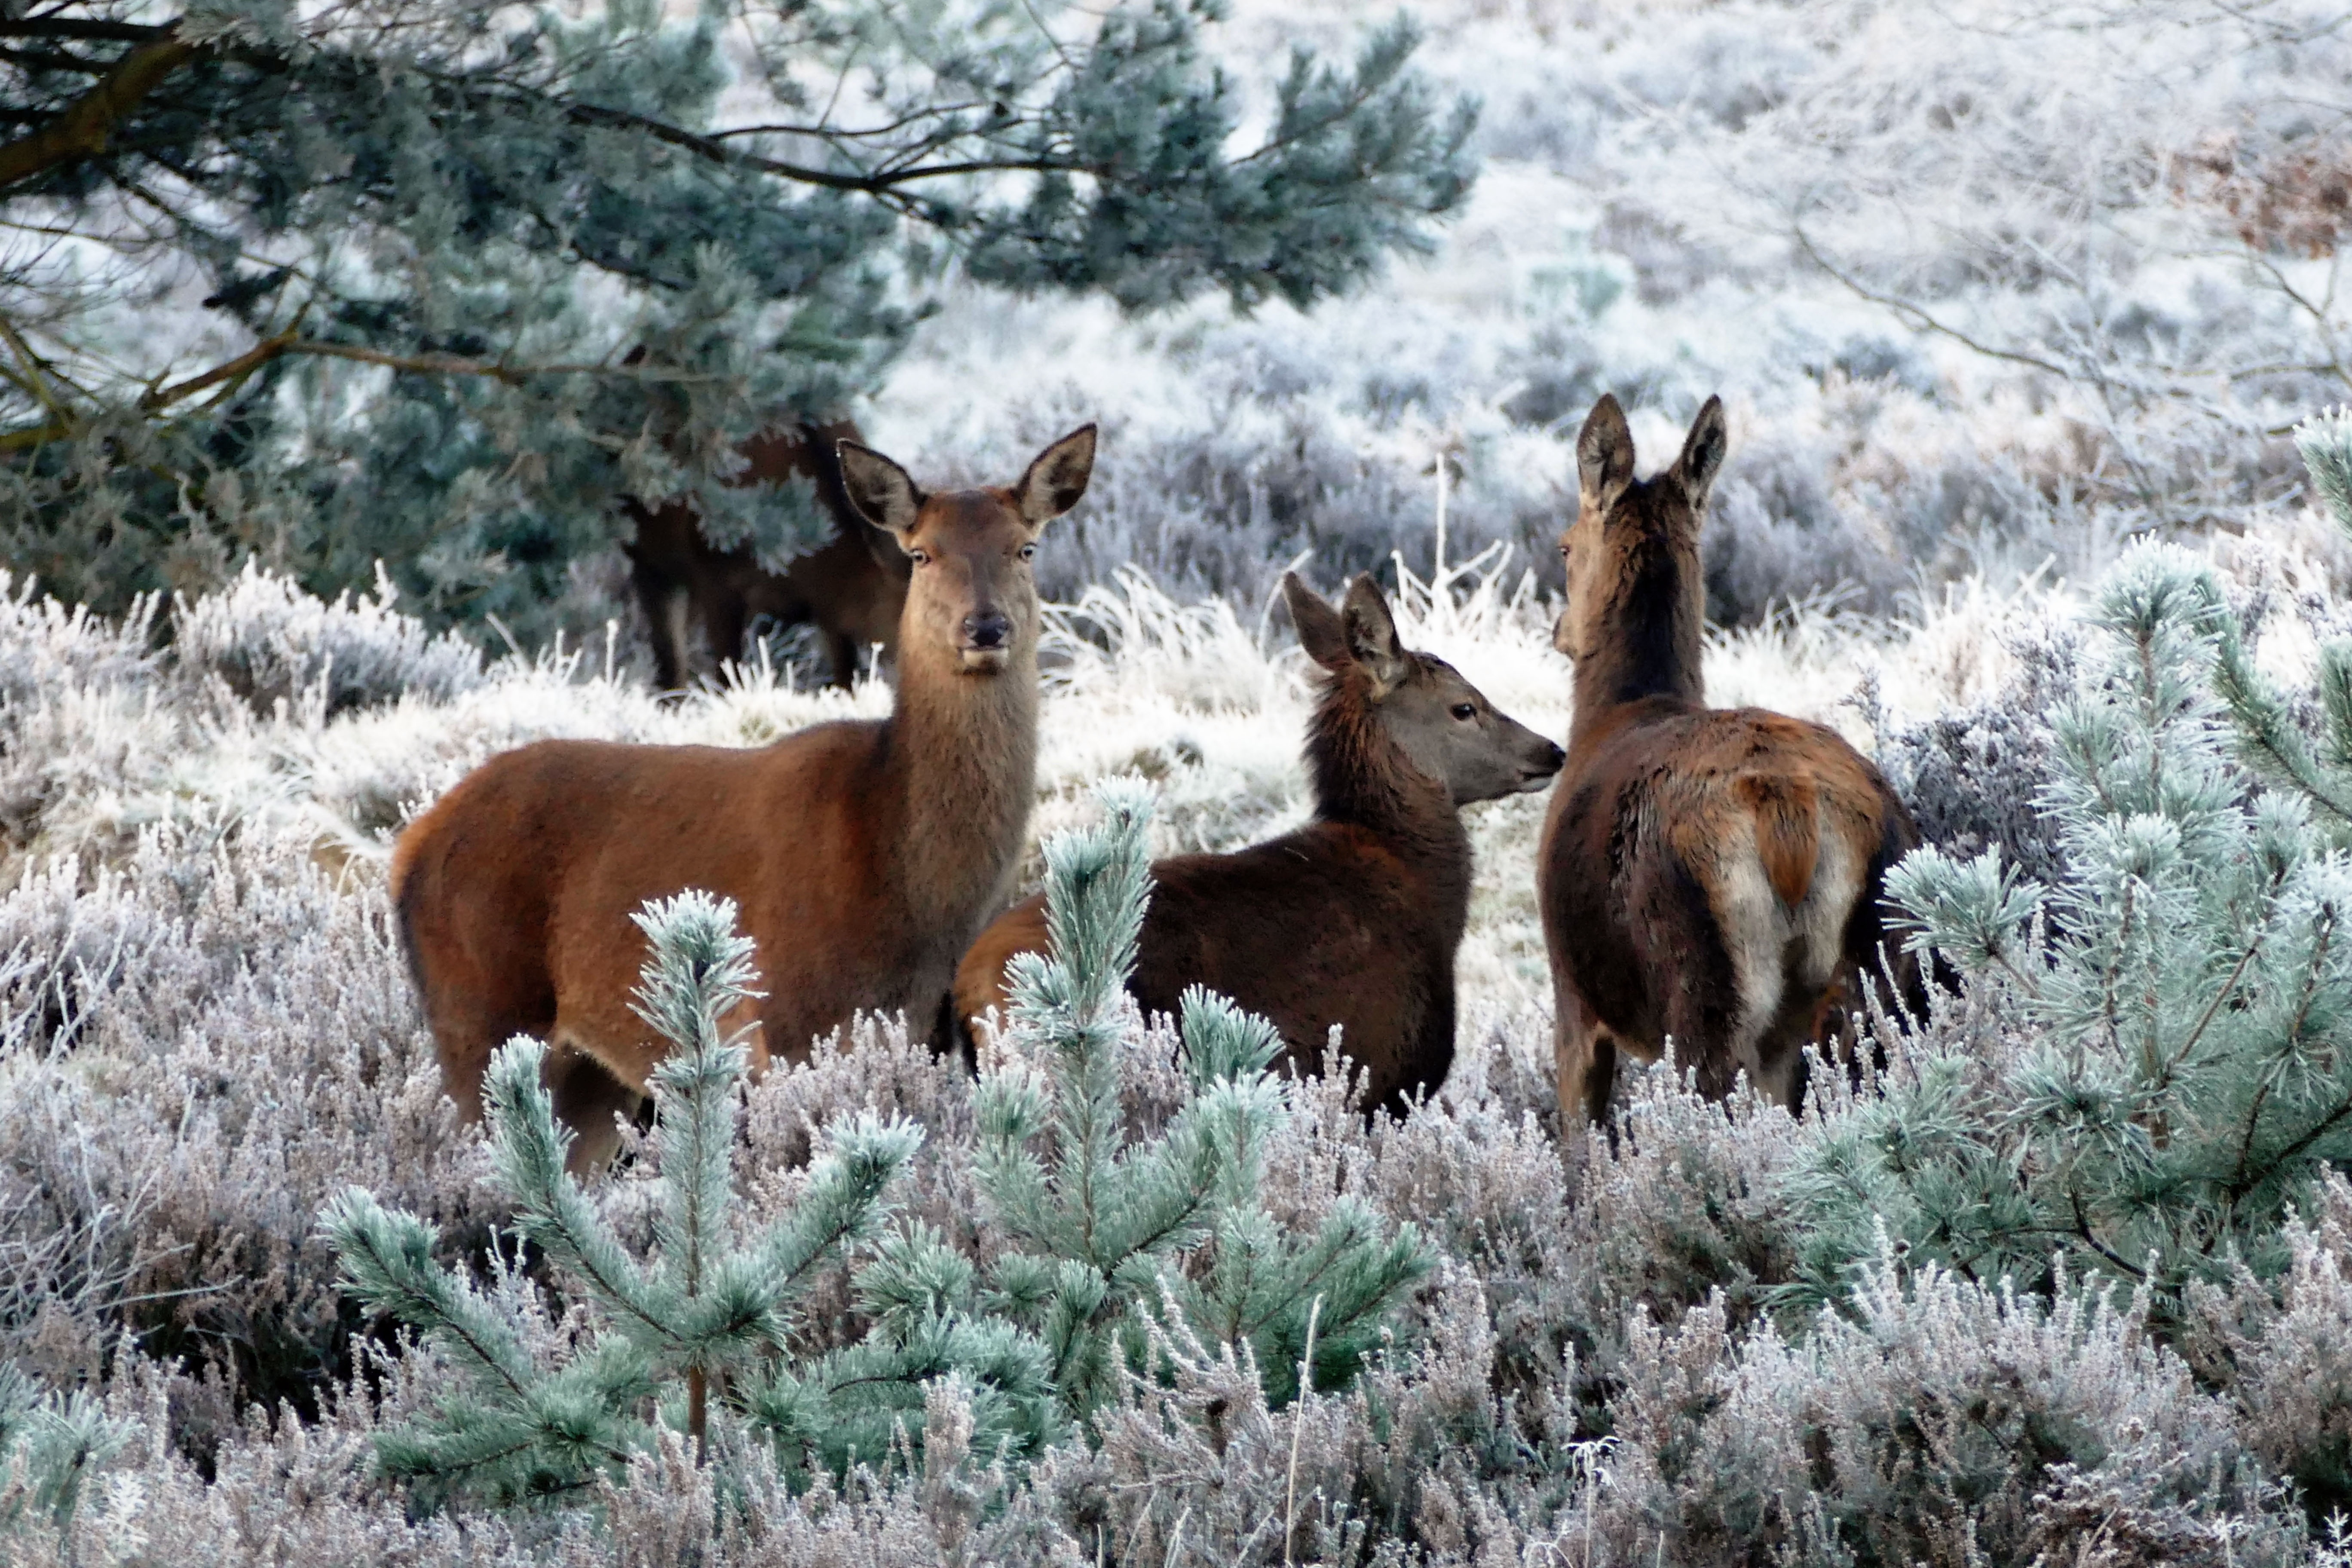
[964, 612, 1011, 649]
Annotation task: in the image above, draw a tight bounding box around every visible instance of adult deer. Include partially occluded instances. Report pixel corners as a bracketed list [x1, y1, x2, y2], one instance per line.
[620, 419, 910, 691]
[954, 572, 1564, 1116]
[1537, 394, 1920, 1126]
[395, 426, 1097, 1171]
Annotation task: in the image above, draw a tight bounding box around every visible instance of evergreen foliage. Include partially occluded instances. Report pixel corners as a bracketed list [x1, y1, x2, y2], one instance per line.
[0, 0, 1476, 637]
[961, 777, 1431, 1417]
[748, 777, 1430, 1433]
[0, 1363, 132, 1534]
[1825, 433, 2352, 1316]
[322, 891, 940, 1502]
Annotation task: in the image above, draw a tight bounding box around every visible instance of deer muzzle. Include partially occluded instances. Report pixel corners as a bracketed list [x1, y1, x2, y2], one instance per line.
[959, 610, 1014, 671]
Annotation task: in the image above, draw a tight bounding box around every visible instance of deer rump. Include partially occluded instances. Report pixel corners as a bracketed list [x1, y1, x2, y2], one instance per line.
[619, 420, 910, 691]
[957, 827, 1461, 1115]
[1542, 706, 1916, 1106]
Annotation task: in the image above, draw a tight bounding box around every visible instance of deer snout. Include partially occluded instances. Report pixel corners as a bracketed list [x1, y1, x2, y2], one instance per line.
[1523, 738, 1567, 786]
[963, 611, 1012, 649]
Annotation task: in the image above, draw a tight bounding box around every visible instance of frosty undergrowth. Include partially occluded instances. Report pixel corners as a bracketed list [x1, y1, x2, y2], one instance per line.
[0, 539, 2348, 1562]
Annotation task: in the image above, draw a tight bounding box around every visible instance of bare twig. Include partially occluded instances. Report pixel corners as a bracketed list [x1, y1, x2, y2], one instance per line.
[1282, 1293, 1322, 1568]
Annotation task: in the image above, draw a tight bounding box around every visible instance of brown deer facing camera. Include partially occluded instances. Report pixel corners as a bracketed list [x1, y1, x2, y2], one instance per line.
[954, 572, 1564, 1116]
[394, 426, 1097, 1171]
[620, 419, 910, 691]
[1537, 395, 1920, 1125]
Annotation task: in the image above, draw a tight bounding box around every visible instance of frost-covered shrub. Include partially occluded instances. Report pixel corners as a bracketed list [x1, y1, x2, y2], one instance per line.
[1, 522, 2335, 1559]
[1704, 429, 1907, 625]
[2194, 1170, 2352, 1520]
[174, 563, 487, 720]
[0, 827, 487, 1407]
[1553, 1058, 1803, 1395]
[0, 574, 170, 861]
[1603, 1259, 2293, 1568]
[1873, 612, 2081, 894]
[0, 574, 159, 711]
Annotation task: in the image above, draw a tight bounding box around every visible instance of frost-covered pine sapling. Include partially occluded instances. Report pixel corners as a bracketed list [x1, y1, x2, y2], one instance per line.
[2216, 404, 2352, 840]
[1159, 986, 1432, 1405]
[1816, 542, 2352, 1312]
[966, 778, 1429, 1419]
[323, 892, 923, 1502]
[0, 1363, 132, 1535]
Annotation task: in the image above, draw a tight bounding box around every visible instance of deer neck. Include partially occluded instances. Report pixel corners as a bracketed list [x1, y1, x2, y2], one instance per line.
[1306, 681, 1471, 915]
[882, 644, 1039, 918]
[1571, 531, 1706, 746]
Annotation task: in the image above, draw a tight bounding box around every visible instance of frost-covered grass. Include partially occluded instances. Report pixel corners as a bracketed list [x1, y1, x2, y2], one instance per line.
[1, 551, 2037, 1006]
[10, 535, 2352, 1559]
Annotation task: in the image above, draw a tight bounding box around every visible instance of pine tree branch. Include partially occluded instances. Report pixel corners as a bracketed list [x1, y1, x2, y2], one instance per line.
[708, 101, 999, 142]
[0, 20, 172, 45]
[560, 99, 1079, 193]
[0, 334, 732, 452]
[0, 22, 196, 194]
[2161, 927, 2266, 1086]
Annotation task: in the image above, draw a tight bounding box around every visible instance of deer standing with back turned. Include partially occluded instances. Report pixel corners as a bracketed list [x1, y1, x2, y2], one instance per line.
[1537, 394, 1920, 1126]
[394, 426, 1097, 1171]
[956, 572, 1564, 1116]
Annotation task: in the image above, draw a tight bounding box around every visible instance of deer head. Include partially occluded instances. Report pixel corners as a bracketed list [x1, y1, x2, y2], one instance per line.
[1287, 572, 1564, 804]
[836, 426, 1097, 675]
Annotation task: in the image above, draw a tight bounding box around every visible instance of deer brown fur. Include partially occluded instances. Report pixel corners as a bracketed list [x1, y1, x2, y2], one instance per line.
[394, 426, 1098, 1171]
[954, 572, 1564, 1116]
[620, 419, 911, 691]
[1537, 394, 1921, 1125]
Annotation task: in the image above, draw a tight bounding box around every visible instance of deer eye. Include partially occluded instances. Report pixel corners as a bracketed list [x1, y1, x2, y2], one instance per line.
[1019, 543, 1036, 561]
[1450, 703, 1477, 721]
[908, 548, 931, 566]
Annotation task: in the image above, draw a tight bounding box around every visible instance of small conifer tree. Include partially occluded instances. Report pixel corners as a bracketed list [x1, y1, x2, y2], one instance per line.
[0, 1364, 132, 1534]
[1814, 481, 2352, 1311]
[963, 778, 1430, 1416]
[323, 891, 943, 1501]
[750, 780, 1427, 1452]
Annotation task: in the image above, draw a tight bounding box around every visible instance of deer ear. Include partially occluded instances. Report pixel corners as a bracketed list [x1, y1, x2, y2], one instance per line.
[1577, 394, 1636, 516]
[1014, 424, 1097, 530]
[1675, 395, 1727, 511]
[836, 442, 924, 537]
[1341, 574, 1412, 693]
[1283, 572, 1351, 672]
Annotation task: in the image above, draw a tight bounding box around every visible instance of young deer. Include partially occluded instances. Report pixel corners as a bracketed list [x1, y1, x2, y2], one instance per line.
[1537, 395, 1920, 1125]
[954, 572, 1564, 1116]
[395, 426, 1097, 1171]
[620, 419, 911, 692]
